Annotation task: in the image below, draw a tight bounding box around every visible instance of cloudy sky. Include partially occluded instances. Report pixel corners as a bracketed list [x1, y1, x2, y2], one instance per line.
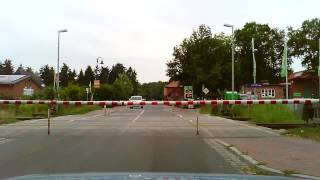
[0, 0, 319, 83]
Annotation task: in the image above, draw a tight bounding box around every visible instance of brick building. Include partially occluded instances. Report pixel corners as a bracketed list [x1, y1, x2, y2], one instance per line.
[0, 75, 42, 99]
[242, 83, 286, 99]
[289, 71, 318, 98]
[163, 81, 184, 100]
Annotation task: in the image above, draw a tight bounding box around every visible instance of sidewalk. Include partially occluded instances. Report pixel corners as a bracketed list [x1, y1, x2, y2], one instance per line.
[169, 106, 320, 177]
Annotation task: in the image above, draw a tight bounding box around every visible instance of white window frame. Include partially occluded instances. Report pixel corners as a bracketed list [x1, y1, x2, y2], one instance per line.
[261, 88, 275, 98]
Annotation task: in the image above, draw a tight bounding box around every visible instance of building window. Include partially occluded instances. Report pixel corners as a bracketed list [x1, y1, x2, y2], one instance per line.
[261, 89, 275, 98]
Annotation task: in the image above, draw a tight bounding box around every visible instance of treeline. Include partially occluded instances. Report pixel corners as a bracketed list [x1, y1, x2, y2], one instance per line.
[167, 18, 320, 98]
[0, 59, 166, 100]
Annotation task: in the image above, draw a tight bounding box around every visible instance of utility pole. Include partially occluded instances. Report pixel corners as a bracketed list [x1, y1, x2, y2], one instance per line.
[252, 38, 257, 95]
[56, 29, 68, 99]
[224, 24, 235, 99]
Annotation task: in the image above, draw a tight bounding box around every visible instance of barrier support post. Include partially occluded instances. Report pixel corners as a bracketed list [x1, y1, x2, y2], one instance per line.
[196, 110, 199, 135]
[48, 108, 51, 135]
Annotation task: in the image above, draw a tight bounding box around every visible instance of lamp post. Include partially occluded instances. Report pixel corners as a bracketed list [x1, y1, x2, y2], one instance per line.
[252, 38, 258, 96]
[56, 29, 68, 99]
[91, 57, 104, 100]
[224, 24, 235, 99]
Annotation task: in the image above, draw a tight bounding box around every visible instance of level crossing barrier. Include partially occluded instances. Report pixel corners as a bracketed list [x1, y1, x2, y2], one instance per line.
[0, 99, 318, 106]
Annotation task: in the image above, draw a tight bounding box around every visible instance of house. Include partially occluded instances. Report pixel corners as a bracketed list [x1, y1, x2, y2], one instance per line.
[289, 71, 318, 98]
[0, 75, 42, 99]
[242, 81, 286, 99]
[163, 81, 184, 100]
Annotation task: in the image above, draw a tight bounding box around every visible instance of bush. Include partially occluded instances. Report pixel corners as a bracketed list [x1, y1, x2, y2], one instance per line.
[94, 84, 116, 100]
[60, 84, 86, 100]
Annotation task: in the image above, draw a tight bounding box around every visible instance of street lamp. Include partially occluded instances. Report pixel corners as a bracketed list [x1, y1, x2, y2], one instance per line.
[224, 24, 235, 99]
[55, 29, 68, 99]
[91, 57, 104, 101]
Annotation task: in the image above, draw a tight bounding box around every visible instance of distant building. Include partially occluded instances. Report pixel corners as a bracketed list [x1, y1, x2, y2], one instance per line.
[289, 71, 318, 98]
[242, 82, 286, 99]
[163, 81, 184, 100]
[0, 75, 42, 99]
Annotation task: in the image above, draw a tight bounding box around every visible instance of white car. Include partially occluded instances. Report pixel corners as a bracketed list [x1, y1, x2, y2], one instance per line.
[129, 96, 144, 109]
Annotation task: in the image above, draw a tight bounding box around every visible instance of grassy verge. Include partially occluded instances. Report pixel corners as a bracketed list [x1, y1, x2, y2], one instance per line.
[0, 104, 102, 124]
[285, 127, 320, 142]
[199, 104, 304, 124]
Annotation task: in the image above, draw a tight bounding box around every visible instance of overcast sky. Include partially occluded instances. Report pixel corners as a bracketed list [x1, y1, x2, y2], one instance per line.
[0, 0, 319, 83]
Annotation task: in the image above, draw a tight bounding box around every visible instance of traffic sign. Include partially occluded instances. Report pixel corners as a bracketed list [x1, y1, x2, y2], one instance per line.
[203, 88, 209, 95]
[94, 80, 100, 88]
[184, 86, 193, 100]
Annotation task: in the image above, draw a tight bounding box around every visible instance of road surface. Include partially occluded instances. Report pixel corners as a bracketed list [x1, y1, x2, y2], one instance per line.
[0, 106, 247, 179]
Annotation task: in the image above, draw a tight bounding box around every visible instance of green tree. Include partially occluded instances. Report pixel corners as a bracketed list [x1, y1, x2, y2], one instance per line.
[84, 66, 95, 86]
[60, 63, 70, 87]
[234, 22, 286, 84]
[126, 67, 139, 94]
[108, 63, 126, 84]
[113, 73, 133, 100]
[60, 84, 85, 101]
[77, 69, 86, 86]
[288, 18, 320, 71]
[68, 69, 77, 84]
[138, 81, 166, 100]
[99, 67, 109, 84]
[42, 86, 55, 99]
[39, 65, 54, 86]
[94, 84, 116, 100]
[0, 59, 14, 75]
[167, 24, 231, 97]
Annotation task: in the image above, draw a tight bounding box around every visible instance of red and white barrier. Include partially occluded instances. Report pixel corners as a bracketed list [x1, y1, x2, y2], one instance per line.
[0, 99, 318, 106]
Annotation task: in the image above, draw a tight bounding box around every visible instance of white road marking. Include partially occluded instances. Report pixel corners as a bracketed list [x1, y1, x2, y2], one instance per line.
[132, 110, 145, 123]
[189, 120, 193, 122]
[177, 114, 183, 118]
[0, 138, 13, 145]
[120, 110, 145, 135]
[29, 120, 39, 123]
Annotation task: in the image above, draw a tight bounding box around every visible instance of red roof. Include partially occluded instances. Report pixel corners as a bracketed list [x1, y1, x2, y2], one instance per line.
[288, 70, 317, 81]
[165, 81, 182, 88]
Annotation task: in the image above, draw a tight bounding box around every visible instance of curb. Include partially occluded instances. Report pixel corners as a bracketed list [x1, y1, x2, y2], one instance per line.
[215, 139, 320, 180]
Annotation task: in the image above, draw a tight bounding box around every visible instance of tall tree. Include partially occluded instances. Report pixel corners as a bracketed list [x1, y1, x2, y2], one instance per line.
[234, 22, 286, 84]
[288, 18, 320, 72]
[77, 69, 86, 86]
[68, 69, 77, 84]
[60, 63, 70, 87]
[167, 24, 231, 97]
[138, 81, 166, 100]
[99, 67, 109, 84]
[0, 59, 14, 75]
[126, 67, 139, 94]
[113, 73, 133, 99]
[84, 65, 95, 86]
[39, 64, 54, 86]
[108, 63, 126, 84]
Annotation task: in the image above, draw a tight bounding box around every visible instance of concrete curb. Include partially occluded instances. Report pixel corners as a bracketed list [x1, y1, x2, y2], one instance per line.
[215, 139, 320, 180]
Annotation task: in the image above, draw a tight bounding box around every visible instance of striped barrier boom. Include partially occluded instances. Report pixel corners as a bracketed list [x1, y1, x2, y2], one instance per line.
[0, 99, 318, 106]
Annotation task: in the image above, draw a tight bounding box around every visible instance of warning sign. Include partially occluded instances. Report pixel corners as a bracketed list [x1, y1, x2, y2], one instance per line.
[184, 86, 193, 100]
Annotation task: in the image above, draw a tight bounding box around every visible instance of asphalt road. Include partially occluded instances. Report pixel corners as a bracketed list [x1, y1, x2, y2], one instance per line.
[0, 106, 245, 179]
